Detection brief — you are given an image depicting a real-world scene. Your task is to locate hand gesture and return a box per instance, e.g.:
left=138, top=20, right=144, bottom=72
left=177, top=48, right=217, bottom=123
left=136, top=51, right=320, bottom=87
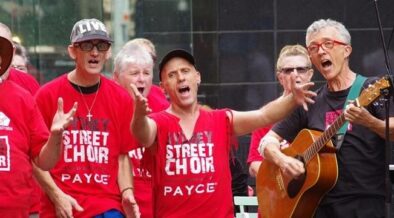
left=129, top=83, right=152, bottom=116
left=51, top=98, right=77, bottom=134
left=290, top=72, right=316, bottom=111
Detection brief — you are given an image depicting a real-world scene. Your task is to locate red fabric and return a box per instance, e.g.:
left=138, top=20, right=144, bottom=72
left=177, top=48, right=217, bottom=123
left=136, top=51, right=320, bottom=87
left=8, top=67, right=40, bottom=95
left=147, top=109, right=234, bottom=218
left=0, top=80, right=48, bottom=214
left=35, top=74, right=134, bottom=217
left=246, top=126, right=272, bottom=164
left=128, top=85, right=168, bottom=218
left=8, top=67, right=42, bottom=214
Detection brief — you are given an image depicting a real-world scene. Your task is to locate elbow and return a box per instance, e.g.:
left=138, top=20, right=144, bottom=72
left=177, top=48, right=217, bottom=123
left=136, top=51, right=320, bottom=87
left=34, top=159, right=53, bottom=171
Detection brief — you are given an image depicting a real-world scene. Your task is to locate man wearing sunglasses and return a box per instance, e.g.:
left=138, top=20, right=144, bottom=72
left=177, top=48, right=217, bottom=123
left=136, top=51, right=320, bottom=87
left=260, top=19, right=394, bottom=217
left=34, top=18, right=140, bottom=218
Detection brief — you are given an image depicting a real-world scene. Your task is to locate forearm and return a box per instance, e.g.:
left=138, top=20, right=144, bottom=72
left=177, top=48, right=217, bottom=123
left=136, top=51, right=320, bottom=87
left=131, top=115, right=156, bottom=147
left=35, top=131, right=63, bottom=170
left=367, top=117, right=394, bottom=140
left=249, top=161, right=261, bottom=177
left=33, top=164, right=63, bottom=202
left=232, top=95, right=298, bottom=136
left=260, top=94, right=298, bottom=124
left=117, top=154, right=134, bottom=196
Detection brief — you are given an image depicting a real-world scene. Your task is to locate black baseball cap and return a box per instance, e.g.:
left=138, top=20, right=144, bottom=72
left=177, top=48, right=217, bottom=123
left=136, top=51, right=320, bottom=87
left=159, top=49, right=195, bottom=81
left=0, top=36, right=13, bottom=76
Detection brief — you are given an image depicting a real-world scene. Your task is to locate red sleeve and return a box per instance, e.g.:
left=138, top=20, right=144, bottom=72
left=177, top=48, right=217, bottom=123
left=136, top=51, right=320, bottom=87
left=28, top=96, right=49, bottom=158
left=247, top=125, right=272, bottom=164
left=120, top=93, right=135, bottom=154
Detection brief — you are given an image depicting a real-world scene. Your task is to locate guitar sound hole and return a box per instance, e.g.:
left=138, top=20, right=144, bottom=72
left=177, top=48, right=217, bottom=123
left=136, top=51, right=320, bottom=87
left=287, top=172, right=306, bottom=198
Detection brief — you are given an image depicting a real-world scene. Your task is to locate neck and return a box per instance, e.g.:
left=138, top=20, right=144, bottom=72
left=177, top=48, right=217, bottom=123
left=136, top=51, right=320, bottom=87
left=327, top=67, right=356, bottom=92
left=167, top=102, right=200, bottom=119
left=68, top=69, right=101, bottom=87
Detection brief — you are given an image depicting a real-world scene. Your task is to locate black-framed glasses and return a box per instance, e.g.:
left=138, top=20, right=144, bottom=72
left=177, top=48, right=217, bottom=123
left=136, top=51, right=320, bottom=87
left=280, top=67, right=311, bottom=74
left=307, top=40, right=347, bottom=54
left=74, top=41, right=111, bottom=52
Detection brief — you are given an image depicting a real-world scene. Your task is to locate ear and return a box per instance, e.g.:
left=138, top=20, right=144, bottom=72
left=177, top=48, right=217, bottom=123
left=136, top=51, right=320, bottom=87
left=307, top=69, right=314, bottom=81
left=159, top=81, right=167, bottom=94
left=105, top=49, right=112, bottom=60
left=277, top=72, right=285, bottom=86
left=344, top=45, right=352, bottom=59
left=68, top=45, right=77, bottom=60
left=113, top=71, right=119, bottom=82
left=196, top=70, right=201, bottom=85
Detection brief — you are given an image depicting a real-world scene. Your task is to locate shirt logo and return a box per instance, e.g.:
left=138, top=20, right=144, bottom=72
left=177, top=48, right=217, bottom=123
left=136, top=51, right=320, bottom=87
left=0, top=136, right=11, bottom=171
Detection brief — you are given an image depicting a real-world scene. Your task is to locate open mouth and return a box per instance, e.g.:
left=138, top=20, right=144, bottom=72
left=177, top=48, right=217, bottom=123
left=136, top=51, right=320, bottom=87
left=321, top=60, right=332, bottom=68
left=178, top=86, right=190, bottom=94
left=88, top=60, right=99, bottom=64
left=137, top=87, right=145, bottom=94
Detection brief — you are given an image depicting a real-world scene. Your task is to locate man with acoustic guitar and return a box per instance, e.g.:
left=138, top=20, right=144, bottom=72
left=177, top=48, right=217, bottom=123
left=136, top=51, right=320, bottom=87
left=258, top=18, right=394, bottom=218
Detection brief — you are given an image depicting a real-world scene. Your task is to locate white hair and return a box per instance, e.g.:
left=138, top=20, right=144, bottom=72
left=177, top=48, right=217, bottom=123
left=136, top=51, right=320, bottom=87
left=306, top=18, right=351, bottom=46
left=113, top=43, right=153, bottom=74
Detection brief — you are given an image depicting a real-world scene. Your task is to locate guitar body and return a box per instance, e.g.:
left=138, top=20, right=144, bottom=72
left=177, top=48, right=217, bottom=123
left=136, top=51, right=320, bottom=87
left=256, top=129, right=338, bottom=218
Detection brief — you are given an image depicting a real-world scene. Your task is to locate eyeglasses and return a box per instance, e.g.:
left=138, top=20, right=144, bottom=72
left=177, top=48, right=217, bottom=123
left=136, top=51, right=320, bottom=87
left=12, top=64, right=28, bottom=72
left=280, top=67, right=311, bottom=74
left=307, top=40, right=347, bottom=54
left=74, top=41, right=111, bottom=52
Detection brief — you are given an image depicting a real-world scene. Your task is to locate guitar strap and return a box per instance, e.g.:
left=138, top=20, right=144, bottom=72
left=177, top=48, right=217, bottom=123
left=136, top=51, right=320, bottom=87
left=335, top=74, right=367, bottom=150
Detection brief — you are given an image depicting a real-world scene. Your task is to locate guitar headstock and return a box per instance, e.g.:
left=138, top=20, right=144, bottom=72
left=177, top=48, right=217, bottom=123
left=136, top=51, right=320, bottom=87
left=358, top=77, right=390, bottom=107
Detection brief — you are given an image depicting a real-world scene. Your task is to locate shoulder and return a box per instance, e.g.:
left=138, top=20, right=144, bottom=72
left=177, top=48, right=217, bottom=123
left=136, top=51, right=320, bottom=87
left=100, top=76, right=130, bottom=98
left=2, top=80, right=35, bottom=106
left=36, top=74, right=67, bottom=97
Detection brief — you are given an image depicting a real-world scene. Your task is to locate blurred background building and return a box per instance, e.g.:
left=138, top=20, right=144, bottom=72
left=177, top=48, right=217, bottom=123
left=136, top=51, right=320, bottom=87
left=1, top=0, right=394, bottom=196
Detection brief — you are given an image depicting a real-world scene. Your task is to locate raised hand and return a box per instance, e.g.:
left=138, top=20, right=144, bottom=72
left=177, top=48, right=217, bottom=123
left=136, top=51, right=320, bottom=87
left=51, top=98, right=77, bottom=134
left=290, top=72, right=316, bottom=111
left=129, top=83, right=152, bottom=116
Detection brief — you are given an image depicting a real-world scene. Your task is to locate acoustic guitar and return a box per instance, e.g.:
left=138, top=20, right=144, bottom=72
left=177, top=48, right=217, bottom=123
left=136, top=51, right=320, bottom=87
left=256, top=77, right=390, bottom=218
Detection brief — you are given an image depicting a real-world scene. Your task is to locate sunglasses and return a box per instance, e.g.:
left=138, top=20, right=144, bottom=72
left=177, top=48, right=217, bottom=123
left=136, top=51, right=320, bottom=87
left=280, top=67, right=311, bottom=74
left=74, top=41, right=111, bottom=52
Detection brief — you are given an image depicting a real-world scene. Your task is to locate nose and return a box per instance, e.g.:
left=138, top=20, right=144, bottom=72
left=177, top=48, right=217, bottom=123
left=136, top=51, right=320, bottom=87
left=90, top=46, right=99, bottom=56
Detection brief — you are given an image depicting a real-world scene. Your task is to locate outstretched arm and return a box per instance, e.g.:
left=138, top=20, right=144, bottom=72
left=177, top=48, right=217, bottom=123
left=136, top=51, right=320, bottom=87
left=231, top=74, right=315, bottom=136
left=34, top=98, right=77, bottom=170
left=128, top=84, right=158, bottom=147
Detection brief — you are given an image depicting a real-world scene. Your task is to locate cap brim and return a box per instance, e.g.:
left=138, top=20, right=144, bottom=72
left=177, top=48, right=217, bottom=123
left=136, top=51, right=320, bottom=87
left=0, top=36, right=13, bottom=76
left=73, top=34, right=113, bottom=43
left=159, top=49, right=195, bottom=80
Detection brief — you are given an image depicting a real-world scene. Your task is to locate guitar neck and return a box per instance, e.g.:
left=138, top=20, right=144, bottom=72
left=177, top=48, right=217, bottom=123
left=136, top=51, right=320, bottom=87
left=303, top=113, right=346, bottom=163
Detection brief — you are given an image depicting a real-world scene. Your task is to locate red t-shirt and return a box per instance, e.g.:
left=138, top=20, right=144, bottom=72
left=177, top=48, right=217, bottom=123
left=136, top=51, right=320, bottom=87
left=146, top=109, right=234, bottom=218
left=35, top=74, right=134, bottom=217
left=246, top=126, right=271, bottom=164
left=8, top=67, right=42, bottom=214
left=0, top=80, right=48, bottom=216
left=128, top=84, right=169, bottom=218
left=8, top=67, right=40, bottom=95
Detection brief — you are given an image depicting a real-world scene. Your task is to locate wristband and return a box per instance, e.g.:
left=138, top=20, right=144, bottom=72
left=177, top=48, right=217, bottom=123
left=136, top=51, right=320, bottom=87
left=258, top=135, right=280, bottom=158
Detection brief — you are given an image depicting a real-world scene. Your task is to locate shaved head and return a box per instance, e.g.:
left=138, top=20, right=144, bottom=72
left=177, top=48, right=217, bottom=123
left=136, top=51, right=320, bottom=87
left=0, top=23, right=12, bottom=41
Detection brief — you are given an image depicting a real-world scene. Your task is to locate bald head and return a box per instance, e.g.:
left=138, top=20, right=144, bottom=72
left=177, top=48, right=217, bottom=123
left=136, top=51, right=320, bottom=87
left=0, top=23, right=12, bottom=41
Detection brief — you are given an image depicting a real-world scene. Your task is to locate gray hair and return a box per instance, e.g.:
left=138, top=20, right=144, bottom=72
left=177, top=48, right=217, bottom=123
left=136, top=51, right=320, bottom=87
left=306, top=19, right=351, bottom=46
left=113, top=43, right=153, bottom=74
